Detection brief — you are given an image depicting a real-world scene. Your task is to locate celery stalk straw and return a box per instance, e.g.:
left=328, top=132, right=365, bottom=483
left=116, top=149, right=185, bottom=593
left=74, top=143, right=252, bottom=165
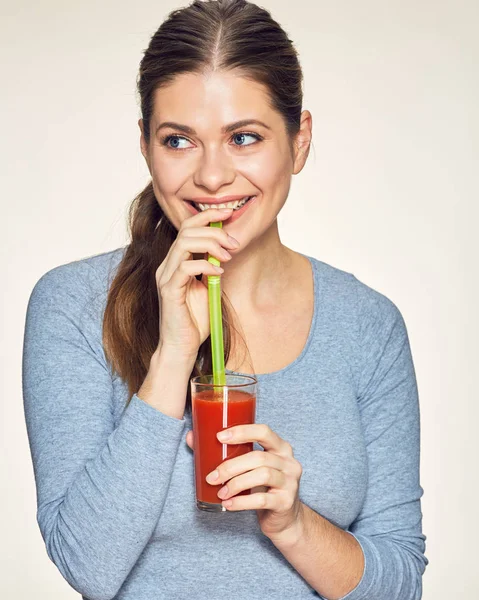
left=208, top=221, right=226, bottom=387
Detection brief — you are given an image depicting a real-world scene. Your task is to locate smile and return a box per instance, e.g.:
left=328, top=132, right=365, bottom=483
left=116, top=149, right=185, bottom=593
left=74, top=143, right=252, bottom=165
left=185, top=196, right=257, bottom=222
left=190, top=196, right=254, bottom=211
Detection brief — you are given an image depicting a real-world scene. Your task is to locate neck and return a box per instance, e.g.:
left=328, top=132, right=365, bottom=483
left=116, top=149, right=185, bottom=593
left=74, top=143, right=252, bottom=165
left=220, top=220, right=294, bottom=310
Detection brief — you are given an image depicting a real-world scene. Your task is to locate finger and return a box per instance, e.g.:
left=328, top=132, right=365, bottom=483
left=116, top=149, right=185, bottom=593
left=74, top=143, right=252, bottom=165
left=180, top=206, right=233, bottom=231
left=185, top=430, right=194, bottom=450
left=217, top=466, right=286, bottom=501
left=217, top=424, right=293, bottom=457
left=160, top=237, right=233, bottom=284
left=156, top=208, right=237, bottom=285
left=181, top=226, right=240, bottom=251
left=221, top=490, right=279, bottom=512
left=206, top=450, right=283, bottom=485
left=161, top=260, right=224, bottom=300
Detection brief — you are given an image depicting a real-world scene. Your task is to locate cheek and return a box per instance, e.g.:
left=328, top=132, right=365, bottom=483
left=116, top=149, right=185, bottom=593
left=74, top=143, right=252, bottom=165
left=241, top=146, right=292, bottom=190
left=148, top=164, right=185, bottom=229
left=151, top=160, right=187, bottom=195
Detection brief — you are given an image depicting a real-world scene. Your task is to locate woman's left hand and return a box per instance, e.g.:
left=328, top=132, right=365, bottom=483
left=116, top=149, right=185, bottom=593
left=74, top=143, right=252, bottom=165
left=186, top=424, right=304, bottom=542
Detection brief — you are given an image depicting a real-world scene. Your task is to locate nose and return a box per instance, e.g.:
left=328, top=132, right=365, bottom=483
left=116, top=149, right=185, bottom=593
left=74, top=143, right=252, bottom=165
left=193, top=144, right=235, bottom=192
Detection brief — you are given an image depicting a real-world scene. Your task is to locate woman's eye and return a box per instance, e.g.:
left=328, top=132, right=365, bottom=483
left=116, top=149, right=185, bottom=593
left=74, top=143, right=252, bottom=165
left=163, top=135, right=192, bottom=150
left=161, top=132, right=262, bottom=151
left=232, top=132, right=260, bottom=147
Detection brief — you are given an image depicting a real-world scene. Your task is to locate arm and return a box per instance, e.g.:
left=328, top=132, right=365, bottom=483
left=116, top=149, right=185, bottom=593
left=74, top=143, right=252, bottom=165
left=269, top=502, right=364, bottom=599
left=272, top=284, right=428, bottom=600
left=22, top=266, right=191, bottom=600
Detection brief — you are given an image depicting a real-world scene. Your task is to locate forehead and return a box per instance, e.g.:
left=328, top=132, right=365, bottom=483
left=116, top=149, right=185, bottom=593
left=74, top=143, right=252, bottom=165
left=152, top=70, right=280, bottom=130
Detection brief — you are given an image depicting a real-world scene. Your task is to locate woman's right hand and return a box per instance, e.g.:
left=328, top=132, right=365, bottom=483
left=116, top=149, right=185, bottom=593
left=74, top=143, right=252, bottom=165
left=155, top=206, right=240, bottom=364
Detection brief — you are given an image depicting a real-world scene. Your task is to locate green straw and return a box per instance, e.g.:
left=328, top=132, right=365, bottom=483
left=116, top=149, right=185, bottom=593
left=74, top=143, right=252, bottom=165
left=208, top=222, right=226, bottom=387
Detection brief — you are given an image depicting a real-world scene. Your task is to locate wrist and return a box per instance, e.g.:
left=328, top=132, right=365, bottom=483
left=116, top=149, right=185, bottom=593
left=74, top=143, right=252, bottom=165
left=268, top=502, right=307, bottom=549
left=154, top=343, right=198, bottom=371
left=137, top=347, right=196, bottom=420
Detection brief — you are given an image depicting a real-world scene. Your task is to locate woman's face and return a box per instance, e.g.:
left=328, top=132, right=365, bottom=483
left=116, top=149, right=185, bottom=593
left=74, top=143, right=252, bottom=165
left=139, top=70, right=311, bottom=244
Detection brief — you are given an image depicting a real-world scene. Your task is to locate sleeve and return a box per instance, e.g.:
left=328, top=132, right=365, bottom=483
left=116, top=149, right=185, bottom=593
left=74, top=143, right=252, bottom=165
left=22, top=265, right=187, bottom=600
left=337, top=281, right=428, bottom=600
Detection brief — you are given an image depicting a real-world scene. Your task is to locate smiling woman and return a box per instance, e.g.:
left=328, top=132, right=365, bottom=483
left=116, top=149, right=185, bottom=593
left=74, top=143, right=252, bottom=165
left=137, top=67, right=306, bottom=246
left=22, top=1, right=427, bottom=599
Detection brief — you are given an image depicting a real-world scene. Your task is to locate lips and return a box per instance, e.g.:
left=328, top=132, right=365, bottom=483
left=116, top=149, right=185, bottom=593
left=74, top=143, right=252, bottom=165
left=187, top=196, right=252, bottom=211
left=188, top=194, right=250, bottom=204
left=184, top=195, right=257, bottom=220
left=224, top=194, right=257, bottom=223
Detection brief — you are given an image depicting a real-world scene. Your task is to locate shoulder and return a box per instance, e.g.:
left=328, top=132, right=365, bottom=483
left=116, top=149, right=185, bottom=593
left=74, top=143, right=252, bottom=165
left=27, top=247, right=127, bottom=315
left=30, top=247, right=126, bottom=297
left=307, top=255, right=405, bottom=331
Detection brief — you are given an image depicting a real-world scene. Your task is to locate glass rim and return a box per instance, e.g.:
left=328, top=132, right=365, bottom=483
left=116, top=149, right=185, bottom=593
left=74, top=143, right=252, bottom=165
left=190, top=373, right=257, bottom=388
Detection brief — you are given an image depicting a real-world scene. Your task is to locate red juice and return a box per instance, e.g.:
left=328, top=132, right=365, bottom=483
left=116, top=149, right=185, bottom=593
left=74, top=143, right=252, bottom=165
left=192, top=388, right=256, bottom=505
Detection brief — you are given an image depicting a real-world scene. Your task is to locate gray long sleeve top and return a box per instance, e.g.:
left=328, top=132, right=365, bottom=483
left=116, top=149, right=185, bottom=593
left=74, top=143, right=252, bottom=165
left=22, top=247, right=428, bottom=600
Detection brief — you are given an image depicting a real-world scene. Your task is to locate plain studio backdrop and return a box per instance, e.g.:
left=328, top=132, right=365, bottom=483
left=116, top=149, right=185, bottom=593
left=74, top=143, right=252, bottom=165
left=1, top=0, right=477, bottom=597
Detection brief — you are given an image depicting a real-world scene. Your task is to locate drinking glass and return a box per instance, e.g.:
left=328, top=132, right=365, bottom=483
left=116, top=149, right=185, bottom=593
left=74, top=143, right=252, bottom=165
left=191, top=374, right=257, bottom=512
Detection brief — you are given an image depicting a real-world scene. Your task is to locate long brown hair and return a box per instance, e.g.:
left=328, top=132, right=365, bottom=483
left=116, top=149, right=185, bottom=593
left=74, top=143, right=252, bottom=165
left=102, top=0, right=304, bottom=411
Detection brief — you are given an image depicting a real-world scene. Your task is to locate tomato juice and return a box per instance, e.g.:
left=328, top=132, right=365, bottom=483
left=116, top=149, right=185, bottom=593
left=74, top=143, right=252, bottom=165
left=192, top=388, right=256, bottom=507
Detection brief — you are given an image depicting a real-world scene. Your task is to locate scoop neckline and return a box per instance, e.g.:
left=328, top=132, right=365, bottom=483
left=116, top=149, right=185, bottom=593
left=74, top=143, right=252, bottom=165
left=225, top=253, right=320, bottom=379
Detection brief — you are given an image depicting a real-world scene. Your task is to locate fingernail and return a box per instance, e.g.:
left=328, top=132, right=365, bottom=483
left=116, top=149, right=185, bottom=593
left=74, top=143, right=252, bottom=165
left=217, top=430, right=232, bottom=441
left=220, top=207, right=233, bottom=212
left=222, top=249, right=232, bottom=259
left=213, top=265, right=224, bottom=273
left=227, top=235, right=240, bottom=247
left=206, top=470, right=219, bottom=483
left=217, top=485, right=228, bottom=498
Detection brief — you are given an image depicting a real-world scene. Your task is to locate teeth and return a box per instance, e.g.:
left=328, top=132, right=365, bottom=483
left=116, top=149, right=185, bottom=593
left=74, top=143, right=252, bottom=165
left=194, top=196, right=252, bottom=211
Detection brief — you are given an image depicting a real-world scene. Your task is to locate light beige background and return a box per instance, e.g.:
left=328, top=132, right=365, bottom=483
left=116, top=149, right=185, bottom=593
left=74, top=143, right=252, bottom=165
left=2, top=0, right=477, bottom=597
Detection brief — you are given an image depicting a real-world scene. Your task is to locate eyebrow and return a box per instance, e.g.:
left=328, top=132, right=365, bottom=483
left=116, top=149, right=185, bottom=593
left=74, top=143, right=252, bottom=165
left=155, top=119, right=272, bottom=135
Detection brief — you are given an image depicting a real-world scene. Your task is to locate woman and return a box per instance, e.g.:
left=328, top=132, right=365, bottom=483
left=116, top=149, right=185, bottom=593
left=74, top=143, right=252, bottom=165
left=22, top=1, right=428, bottom=599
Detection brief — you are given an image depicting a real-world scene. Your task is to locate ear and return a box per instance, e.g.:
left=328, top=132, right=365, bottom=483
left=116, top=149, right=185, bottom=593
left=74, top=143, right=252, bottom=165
left=292, top=110, right=312, bottom=175
left=138, top=118, right=151, bottom=173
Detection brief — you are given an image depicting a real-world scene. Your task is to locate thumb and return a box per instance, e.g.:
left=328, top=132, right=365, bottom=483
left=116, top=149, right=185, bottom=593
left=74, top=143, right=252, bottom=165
left=185, top=429, right=194, bottom=450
